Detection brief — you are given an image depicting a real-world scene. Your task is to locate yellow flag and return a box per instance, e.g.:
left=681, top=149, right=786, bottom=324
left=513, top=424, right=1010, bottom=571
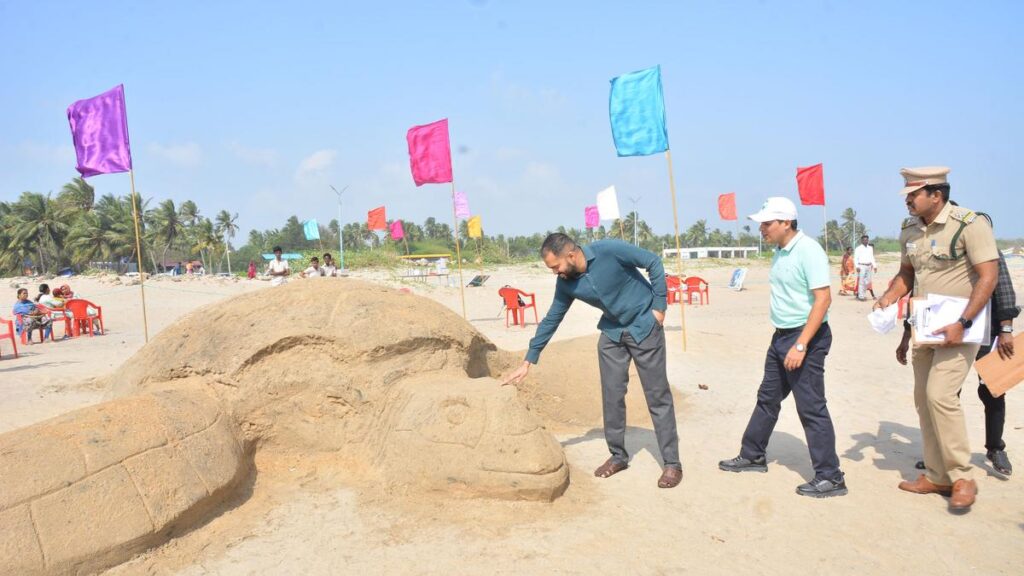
left=467, top=215, right=482, bottom=239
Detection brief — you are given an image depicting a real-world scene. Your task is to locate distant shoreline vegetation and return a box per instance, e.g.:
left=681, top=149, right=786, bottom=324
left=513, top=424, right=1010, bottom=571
left=3, top=178, right=1020, bottom=275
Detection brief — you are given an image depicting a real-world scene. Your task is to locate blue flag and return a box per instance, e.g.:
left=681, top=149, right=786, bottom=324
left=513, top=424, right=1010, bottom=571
left=303, top=219, right=320, bottom=241
left=609, top=65, right=669, bottom=157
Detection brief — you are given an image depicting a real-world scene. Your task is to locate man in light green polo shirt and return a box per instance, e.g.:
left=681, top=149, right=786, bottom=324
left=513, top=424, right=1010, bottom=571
left=719, top=197, right=846, bottom=498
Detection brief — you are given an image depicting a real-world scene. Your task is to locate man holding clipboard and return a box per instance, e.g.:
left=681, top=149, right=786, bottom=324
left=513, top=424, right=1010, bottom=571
left=874, top=167, right=999, bottom=511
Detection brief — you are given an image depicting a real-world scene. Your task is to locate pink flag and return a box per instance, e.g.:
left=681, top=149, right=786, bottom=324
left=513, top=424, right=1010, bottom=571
left=390, top=220, right=405, bottom=240
left=406, top=118, right=453, bottom=186
left=67, top=84, right=133, bottom=178
left=453, top=191, right=471, bottom=218
left=585, top=205, right=600, bottom=228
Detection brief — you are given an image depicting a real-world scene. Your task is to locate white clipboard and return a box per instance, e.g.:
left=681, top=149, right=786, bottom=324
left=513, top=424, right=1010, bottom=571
left=909, top=295, right=990, bottom=346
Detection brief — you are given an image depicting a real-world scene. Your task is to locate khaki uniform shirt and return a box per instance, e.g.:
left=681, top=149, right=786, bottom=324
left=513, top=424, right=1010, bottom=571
left=899, top=202, right=999, bottom=299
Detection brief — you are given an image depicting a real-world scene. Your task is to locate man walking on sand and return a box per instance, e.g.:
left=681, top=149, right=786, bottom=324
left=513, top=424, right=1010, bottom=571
left=502, top=233, right=682, bottom=488
left=718, top=197, right=847, bottom=498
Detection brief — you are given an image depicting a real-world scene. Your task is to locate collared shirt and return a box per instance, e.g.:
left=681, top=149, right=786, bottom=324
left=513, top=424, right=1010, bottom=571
left=303, top=266, right=322, bottom=277
left=768, top=231, right=831, bottom=329
left=854, top=244, right=875, bottom=267
left=899, top=202, right=999, bottom=299
left=525, top=240, right=667, bottom=364
left=991, top=252, right=1019, bottom=328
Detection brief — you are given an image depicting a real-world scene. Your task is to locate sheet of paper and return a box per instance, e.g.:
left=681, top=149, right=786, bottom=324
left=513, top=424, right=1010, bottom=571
left=912, top=294, right=990, bottom=345
left=867, top=303, right=899, bottom=334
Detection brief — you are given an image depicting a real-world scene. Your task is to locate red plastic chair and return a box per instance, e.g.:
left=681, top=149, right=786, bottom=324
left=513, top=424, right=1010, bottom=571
left=0, top=315, right=17, bottom=359
left=666, top=275, right=683, bottom=305
left=498, top=287, right=538, bottom=328
left=64, top=298, right=105, bottom=337
left=37, top=303, right=73, bottom=339
left=684, top=276, right=710, bottom=305
left=15, top=313, right=55, bottom=344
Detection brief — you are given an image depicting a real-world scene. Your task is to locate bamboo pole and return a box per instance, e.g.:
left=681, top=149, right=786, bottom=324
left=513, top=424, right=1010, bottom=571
left=127, top=169, right=150, bottom=342
left=450, top=182, right=467, bottom=318
left=665, top=150, right=686, bottom=351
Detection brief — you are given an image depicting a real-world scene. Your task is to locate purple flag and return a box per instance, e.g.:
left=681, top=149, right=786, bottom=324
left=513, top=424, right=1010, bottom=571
left=584, top=205, right=599, bottom=229
left=453, top=191, right=471, bottom=219
left=67, top=85, right=133, bottom=178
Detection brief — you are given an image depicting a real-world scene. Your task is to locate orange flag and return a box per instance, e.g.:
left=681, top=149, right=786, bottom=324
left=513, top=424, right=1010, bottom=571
left=367, top=206, right=386, bottom=231
left=718, top=193, right=737, bottom=220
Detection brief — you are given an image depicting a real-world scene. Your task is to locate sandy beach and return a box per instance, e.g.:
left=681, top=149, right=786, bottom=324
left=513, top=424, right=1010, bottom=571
left=2, top=257, right=1022, bottom=576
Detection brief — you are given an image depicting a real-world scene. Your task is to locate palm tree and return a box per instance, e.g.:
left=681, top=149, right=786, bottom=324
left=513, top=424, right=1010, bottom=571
left=214, top=210, right=239, bottom=274
left=684, top=219, right=709, bottom=247
left=59, top=177, right=95, bottom=213
left=66, top=211, right=113, bottom=265
left=8, top=192, right=68, bottom=273
left=148, top=199, right=182, bottom=271
left=192, top=218, right=218, bottom=272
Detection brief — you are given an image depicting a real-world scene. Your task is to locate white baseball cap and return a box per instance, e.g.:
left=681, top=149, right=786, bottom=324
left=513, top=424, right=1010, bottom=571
left=748, top=197, right=798, bottom=222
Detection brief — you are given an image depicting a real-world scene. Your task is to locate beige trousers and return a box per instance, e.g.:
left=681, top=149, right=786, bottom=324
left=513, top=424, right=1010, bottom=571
left=912, top=343, right=980, bottom=485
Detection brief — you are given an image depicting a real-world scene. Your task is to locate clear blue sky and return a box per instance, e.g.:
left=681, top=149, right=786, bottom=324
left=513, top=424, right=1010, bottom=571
left=2, top=0, right=1022, bottom=243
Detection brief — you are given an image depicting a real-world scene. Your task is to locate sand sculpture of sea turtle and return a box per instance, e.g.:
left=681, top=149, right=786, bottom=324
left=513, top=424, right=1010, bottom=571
left=0, top=280, right=569, bottom=576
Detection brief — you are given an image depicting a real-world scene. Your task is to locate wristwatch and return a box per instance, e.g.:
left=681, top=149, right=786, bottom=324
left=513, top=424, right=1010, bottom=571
left=795, top=343, right=806, bottom=353
left=1001, top=325, right=1014, bottom=334
left=957, top=317, right=973, bottom=329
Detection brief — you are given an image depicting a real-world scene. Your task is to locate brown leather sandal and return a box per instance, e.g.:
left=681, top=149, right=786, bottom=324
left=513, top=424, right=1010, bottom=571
left=594, top=457, right=629, bottom=478
left=658, top=467, right=682, bottom=488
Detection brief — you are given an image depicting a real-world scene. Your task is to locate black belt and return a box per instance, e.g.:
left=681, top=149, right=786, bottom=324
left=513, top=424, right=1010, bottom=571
left=775, top=322, right=827, bottom=336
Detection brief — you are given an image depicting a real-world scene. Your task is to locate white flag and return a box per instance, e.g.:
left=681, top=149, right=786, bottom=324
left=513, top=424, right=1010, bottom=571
left=596, top=185, right=620, bottom=220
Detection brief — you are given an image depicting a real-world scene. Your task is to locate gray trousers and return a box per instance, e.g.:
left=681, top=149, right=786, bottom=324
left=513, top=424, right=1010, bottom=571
left=597, top=323, right=681, bottom=468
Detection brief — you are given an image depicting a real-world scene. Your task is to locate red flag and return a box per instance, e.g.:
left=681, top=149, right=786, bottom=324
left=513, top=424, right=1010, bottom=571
left=368, top=206, right=386, bottom=231
left=796, top=164, right=825, bottom=206
left=717, top=193, right=737, bottom=221
left=406, top=118, right=453, bottom=186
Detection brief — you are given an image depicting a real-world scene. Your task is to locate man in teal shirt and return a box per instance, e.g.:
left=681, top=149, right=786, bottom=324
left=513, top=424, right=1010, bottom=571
left=718, top=197, right=847, bottom=498
left=503, top=233, right=682, bottom=489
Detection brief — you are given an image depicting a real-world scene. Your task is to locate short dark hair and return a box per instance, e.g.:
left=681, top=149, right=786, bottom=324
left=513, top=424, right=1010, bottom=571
left=540, top=233, right=577, bottom=257
left=860, top=234, right=869, bottom=240
left=924, top=183, right=950, bottom=203
left=17, top=288, right=28, bottom=297
left=39, top=283, right=49, bottom=293
left=311, top=256, right=319, bottom=262
left=323, top=253, right=332, bottom=259
left=272, top=246, right=283, bottom=253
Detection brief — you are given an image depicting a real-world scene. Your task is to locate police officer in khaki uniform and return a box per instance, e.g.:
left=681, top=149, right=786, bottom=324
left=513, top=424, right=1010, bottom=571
left=874, top=166, right=999, bottom=511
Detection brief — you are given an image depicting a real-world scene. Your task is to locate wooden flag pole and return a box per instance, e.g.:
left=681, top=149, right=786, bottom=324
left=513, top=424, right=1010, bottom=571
left=127, top=169, right=150, bottom=343
left=618, top=220, right=626, bottom=241
left=665, top=150, right=687, bottom=351
left=477, top=238, right=484, bottom=277
left=402, top=236, right=410, bottom=255
left=450, top=182, right=467, bottom=318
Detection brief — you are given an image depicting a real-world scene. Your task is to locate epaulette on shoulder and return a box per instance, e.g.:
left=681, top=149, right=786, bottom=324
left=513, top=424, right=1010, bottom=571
left=949, top=207, right=977, bottom=224
left=901, top=217, right=918, bottom=229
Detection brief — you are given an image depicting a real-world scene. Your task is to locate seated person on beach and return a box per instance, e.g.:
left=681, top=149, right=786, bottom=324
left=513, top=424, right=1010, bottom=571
left=35, top=283, right=50, bottom=303
left=38, top=284, right=65, bottom=309
left=321, top=253, right=338, bottom=277
left=299, top=256, right=323, bottom=278
left=13, top=288, right=52, bottom=343
left=266, top=246, right=291, bottom=286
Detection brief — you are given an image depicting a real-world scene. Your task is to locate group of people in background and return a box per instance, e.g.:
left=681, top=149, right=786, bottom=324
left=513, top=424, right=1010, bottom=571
left=257, top=246, right=343, bottom=286
left=839, top=235, right=878, bottom=300
left=11, top=283, right=83, bottom=344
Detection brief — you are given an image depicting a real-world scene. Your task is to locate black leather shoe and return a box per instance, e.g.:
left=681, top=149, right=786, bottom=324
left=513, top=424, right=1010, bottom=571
left=796, top=477, right=848, bottom=498
left=718, top=455, right=767, bottom=473
left=988, top=450, right=1013, bottom=475
left=915, top=460, right=926, bottom=470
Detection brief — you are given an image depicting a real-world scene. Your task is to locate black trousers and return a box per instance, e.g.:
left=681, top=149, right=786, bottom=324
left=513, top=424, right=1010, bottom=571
left=740, top=324, right=842, bottom=481
left=974, top=341, right=1007, bottom=452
